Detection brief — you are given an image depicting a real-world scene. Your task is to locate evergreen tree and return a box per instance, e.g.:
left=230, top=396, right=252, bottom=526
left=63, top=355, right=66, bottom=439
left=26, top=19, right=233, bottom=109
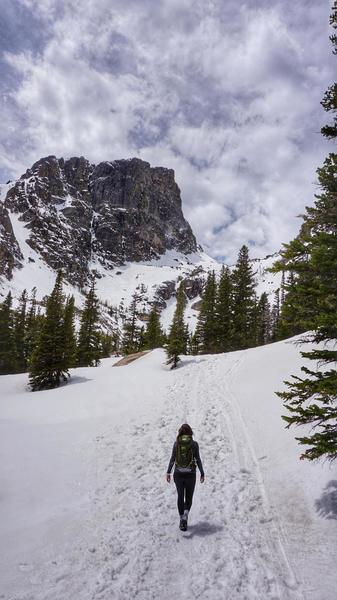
left=276, top=272, right=305, bottom=340
left=0, top=292, right=17, bottom=374
left=270, top=288, right=280, bottom=342
left=231, top=245, right=257, bottom=350
left=276, top=6, right=337, bottom=461
left=14, top=289, right=28, bottom=372
left=77, top=281, right=101, bottom=367
left=195, top=271, right=217, bottom=354
left=166, top=282, right=187, bottom=369
left=25, top=287, right=39, bottom=361
left=256, top=292, right=271, bottom=346
left=29, top=272, right=68, bottom=390
left=215, top=266, right=233, bottom=352
left=62, top=295, right=77, bottom=369
left=99, top=332, right=114, bottom=358
left=121, top=292, right=141, bottom=355
left=143, top=305, right=164, bottom=349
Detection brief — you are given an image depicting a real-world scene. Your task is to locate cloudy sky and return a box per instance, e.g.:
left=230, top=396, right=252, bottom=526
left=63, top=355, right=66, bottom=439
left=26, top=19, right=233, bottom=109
left=0, top=0, right=335, bottom=262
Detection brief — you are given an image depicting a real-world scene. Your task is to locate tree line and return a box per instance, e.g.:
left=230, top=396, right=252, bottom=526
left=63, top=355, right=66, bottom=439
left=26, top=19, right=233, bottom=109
left=0, top=272, right=113, bottom=390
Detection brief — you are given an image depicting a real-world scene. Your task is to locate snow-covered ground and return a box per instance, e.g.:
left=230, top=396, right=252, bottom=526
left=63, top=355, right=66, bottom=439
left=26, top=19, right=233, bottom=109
left=1, top=338, right=336, bottom=600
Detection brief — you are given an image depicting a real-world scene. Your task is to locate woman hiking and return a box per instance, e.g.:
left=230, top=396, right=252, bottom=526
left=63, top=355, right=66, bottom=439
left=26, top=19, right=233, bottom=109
left=166, top=424, right=205, bottom=531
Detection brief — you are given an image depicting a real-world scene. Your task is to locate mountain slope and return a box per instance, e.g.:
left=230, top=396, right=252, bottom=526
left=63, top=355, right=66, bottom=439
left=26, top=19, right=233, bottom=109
left=1, top=339, right=336, bottom=600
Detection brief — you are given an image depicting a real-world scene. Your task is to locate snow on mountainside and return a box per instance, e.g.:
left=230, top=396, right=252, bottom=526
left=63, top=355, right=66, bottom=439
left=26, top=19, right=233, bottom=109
left=1, top=339, right=336, bottom=600
left=0, top=165, right=282, bottom=334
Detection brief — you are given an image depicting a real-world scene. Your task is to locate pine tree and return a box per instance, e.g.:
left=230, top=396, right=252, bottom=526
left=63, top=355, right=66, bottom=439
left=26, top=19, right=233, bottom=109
left=121, top=292, right=141, bottom=355
left=195, top=271, right=217, bottom=354
left=276, top=272, right=305, bottom=340
left=276, top=6, right=337, bottom=461
left=215, top=266, right=233, bottom=352
left=99, top=332, right=114, bottom=358
left=270, top=288, right=280, bottom=342
left=14, top=289, right=28, bottom=372
left=29, top=272, right=68, bottom=390
left=143, top=305, right=164, bottom=349
left=231, top=245, right=257, bottom=350
left=62, top=295, right=77, bottom=369
left=166, top=282, right=187, bottom=369
left=25, top=287, right=39, bottom=361
left=77, top=281, right=101, bottom=367
left=0, top=292, right=18, bottom=374
left=256, top=292, right=271, bottom=346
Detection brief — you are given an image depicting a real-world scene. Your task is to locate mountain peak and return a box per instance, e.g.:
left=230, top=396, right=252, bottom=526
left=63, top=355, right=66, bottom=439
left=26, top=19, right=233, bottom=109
left=2, top=155, right=197, bottom=286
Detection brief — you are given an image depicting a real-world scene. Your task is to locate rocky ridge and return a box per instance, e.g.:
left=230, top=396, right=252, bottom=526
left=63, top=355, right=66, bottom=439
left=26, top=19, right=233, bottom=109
left=1, top=155, right=197, bottom=286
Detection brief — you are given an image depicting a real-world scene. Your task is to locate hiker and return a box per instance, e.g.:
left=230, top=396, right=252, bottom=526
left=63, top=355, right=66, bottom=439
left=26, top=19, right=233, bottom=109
left=166, top=423, right=205, bottom=530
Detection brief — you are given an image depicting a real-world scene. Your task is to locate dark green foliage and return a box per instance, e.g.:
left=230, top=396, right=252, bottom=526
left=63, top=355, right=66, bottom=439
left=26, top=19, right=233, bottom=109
left=275, top=8, right=337, bottom=461
left=14, top=289, right=28, bottom=372
left=99, top=332, right=115, bottom=358
left=24, top=287, right=41, bottom=361
left=276, top=273, right=305, bottom=340
left=195, top=271, right=217, bottom=353
left=231, top=245, right=257, bottom=350
left=0, top=292, right=17, bottom=374
left=166, top=282, right=187, bottom=369
left=121, top=292, right=141, bottom=355
left=29, top=272, right=69, bottom=390
left=143, top=305, right=164, bottom=349
left=63, top=295, right=77, bottom=369
left=275, top=156, right=337, bottom=460
left=256, top=292, right=271, bottom=346
left=214, top=266, right=233, bottom=352
left=77, top=281, right=101, bottom=366
left=278, top=359, right=337, bottom=461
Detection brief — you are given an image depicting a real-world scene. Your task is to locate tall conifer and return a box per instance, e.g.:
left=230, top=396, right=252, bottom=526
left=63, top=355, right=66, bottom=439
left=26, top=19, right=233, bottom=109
left=195, top=271, right=217, bottom=354
left=0, top=292, right=17, bottom=374
left=63, top=295, right=77, bottom=369
left=29, top=272, right=67, bottom=390
left=231, top=245, right=257, bottom=350
left=14, top=289, right=28, bottom=372
left=276, top=6, right=337, bottom=461
left=166, top=282, right=187, bottom=368
left=215, top=266, right=233, bottom=352
left=143, top=305, right=164, bottom=349
left=77, top=281, right=101, bottom=366
left=121, top=292, right=141, bottom=355
left=256, top=292, right=271, bottom=346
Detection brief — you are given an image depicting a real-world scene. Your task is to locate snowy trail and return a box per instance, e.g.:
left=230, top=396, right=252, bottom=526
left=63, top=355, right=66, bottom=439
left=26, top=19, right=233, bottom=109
left=21, top=354, right=303, bottom=600
left=3, top=348, right=335, bottom=600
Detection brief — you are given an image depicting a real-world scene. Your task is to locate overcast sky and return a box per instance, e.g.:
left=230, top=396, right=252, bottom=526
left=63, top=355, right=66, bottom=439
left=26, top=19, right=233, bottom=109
left=0, top=0, right=335, bottom=261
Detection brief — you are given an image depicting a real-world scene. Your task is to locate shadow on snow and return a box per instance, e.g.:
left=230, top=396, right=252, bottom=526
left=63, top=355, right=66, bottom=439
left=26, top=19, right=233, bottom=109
left=183, top=521, right=224, bottom=538
left=315, top=480, right=337, bottom=520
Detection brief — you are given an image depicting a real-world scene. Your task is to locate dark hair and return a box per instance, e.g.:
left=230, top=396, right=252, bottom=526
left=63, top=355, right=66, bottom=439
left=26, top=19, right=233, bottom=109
left=178, top=423, right=193, bottom=437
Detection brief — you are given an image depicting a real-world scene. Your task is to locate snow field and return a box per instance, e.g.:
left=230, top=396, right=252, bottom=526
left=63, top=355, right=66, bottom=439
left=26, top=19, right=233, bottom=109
left=1, top=342, right=336, bottom=600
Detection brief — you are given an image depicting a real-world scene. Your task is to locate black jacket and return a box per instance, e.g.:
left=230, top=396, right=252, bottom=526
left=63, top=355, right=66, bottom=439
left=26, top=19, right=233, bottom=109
left=167, top=439, right=204, bottom=476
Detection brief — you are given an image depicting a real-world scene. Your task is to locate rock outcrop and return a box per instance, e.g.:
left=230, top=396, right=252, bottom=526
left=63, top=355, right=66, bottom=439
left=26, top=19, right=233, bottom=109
left=2, top=155, right=197, bottom=286
left=0, top=202, right=23, bottom=279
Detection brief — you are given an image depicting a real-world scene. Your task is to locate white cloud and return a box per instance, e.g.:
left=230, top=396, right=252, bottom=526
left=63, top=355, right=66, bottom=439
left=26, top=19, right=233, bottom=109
left=0, top=0, right=334, bottom=262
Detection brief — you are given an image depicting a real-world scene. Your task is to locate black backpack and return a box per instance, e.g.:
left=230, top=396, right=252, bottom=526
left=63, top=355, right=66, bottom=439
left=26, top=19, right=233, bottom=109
left=175, top=435, right=194, bottom=468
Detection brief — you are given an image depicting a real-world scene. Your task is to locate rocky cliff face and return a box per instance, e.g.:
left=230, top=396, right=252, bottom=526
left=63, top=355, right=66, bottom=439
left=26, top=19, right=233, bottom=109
left=1, top=155, right=197, bottom=285
left=0, top=202, right=23, bottom=279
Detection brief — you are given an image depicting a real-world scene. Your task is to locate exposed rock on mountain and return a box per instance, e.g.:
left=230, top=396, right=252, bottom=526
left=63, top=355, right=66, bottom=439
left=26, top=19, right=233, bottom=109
left=0, top=202, right=23, bottom=279
left=2, top=155, right=197, bottom=286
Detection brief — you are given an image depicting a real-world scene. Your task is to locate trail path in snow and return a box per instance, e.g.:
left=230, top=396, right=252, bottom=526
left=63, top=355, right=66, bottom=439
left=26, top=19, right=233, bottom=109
left=5, top=354, right=306, bottom=600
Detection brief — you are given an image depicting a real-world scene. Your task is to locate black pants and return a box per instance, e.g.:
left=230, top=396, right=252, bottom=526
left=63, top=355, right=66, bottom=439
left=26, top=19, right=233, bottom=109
left=173, top=471, right=196, bottom=516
